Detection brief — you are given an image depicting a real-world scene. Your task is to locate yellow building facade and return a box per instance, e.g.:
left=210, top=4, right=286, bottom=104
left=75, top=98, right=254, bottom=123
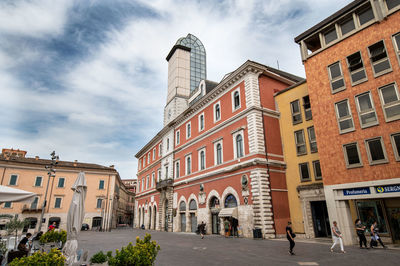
left=275, top=81, right=331, bottom=238
left=0, top=148, right=134, bottom=236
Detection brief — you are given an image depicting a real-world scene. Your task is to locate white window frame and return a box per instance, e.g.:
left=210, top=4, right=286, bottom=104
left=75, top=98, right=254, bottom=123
left=146, top=175, right=149, bottom=189
left=54, top=197, right=63, bottom=209
left=294, top=130, right=307, bottom=156
left=356, top=4, right=375, bottom=27
left=367, top=40, right=392, bottom=77
left=307, top=126, right=318, bottom=153
left=214, top=139, right=223, bottom=165
left=3, top=201, right=12, bottom=208
left=198, top=148, right=206, bottom=171
left=99, top=180, right=105, bottom=190
left=153, top=148, right=156, bottom=160
left=335, top=99, right=355, bottom=134
left=365, top=137, right=389, bottom=165
left=214, top=101, right=221, bottom=122
left=384, top=0, right=400, bottom=14
left=186, top=122, right=191, bottom=139
left=34, top=176, right=43, bottom=187
left=166, top=138, right=170, bottom=151
left=328, top=61, right=346, bottom=94
left=175, top=160, right=180, bottom=178
left=392, top=32, right=400, bottom=66
left=176, top=130, right=180, bottom=145
left=290, top=100, right=302, bottom=124
left=157, top=169, right=161, bottom=182
left=185, top=154, right=192, bottom=175
left=346, top=51, right=368, bottom=86
left=378, top=83, right=400, bottom=122
left=355, top=91, right=379, bottom=128
left=138, top=159, right=141, bottom=170
left=57, top=177, right=65, bottom=188
left=31, top=196, right=40, bottom=209
left=198, top=113, right=205, bottom=132
left=343, top=142, right=363, bottom=169
left=143, top=156, right=146, bottom=167
left=147, top=152, right=151, bottom=164
left=299, top=162, right=311, bottom=181
left=96, top=198, right=103, bottom=209
left=9, top=174, right=18, bottom=186
left=232, top=130, right=245, bottom=159
left=312, top=160, right=322, bottom=180
left=141, top=178, right=144, bottom=191
left=390, top=132, right=400, bottom=161
left=159, top=144, right=162, bottom=156
left=339, top=15, right=356, bottom=37
left=231, top=87, right=241, bottom=111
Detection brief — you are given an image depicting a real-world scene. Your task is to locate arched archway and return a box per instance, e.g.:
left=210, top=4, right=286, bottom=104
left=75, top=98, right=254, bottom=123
left=148, top=206, right=152, bottom=230
left=138, top=208, right=141, bottom=228
left=189, top=199, right=197, bottom=232
left=153, top=205, right=157, bottom=230
left=142, top=207, right=145, bottom=228
left=179, top=201, right=186, bottom=232
left=224, top=194, right=238, bottom=208
left=209, top=196, right=220, bottom=234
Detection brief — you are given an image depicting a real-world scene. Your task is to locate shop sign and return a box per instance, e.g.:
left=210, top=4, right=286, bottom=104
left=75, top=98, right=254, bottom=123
left=343, top=187, right=370, bottom=196
left=375, top=184, right=400, bottom=194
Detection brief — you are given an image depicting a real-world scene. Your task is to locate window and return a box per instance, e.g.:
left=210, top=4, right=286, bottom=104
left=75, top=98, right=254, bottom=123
left=141, top=178, right=144, bottom=190
left=328, top=62, right=346, bottom=93
left=199, top=149, right=206, bottom=170
left=175, top=161, right=180, bottom=178
left=390, top=132, right=400, bottom=161
left=368, top=41, right=391, bottom=76
left=34, top=176, right=42, bottom=187
left=214, top=102, right=221, bottom=122
left=340, top=17, right=355, bottom=36
left=335, top=99, right=355, bottom=133
left=146, top=175, right=149, bottom=189
left=153, top=148, right=156, bottom=160
left=307, top=126, right=318, bottom=153
left=303, top=95, right=312, bottom=120
left=137, top=180, right=140, bottom=192
left=9, top=174, right=17, bottom=186
left=393, top=33, right=400, bottom=64
left=355, top=92, right=378, bottom=128
left=198, top=113, right=204, bottom=131
left=186, top=122, right=191, bottom=139
left=357, top=201, right=388, bottom=234
left=290, top=100, right=302, bottom=124
left=4, top=202, right=12, bottom=208
left=235, top=134, right=244, bottom=158
left=343, top=142, right=363, bottom=168
left=379, top=83, right=400, bottom=121
left=176, top=131, right=180, bottom=145
left=167, top=139, right=170, bottom=151
left=313, top=160, right=322, bottom=180
left=224, top=194, right=238, bottom=208
left=365, top=137, right=388, bottom=165
left=347, top=51, right=367, bottom=85
left=96, top=198, right=103, bottom=209
left=159, top=144, right=162, bottom=156
left=386, top=0, right=400, bottom=11
left=357, top=5, right=375, bottom=25
left=324, top=27, right=337, bottom=45
left=54, top=197, right=62, bottom=208
left=232, top=89, right=240, bottom=110
left=299, top=163, right=310, bottom=181
left=186, top=155, right=192, bottom=175
left=148, top=153, right=151, bottom=163
left=158, top=169, right=161, bottom=182
left=99, top=180, right=105, bottom=190
left=138, top=159, right=141, bottom=170
left=215, top=142, right=223, bottom=165
left=31, top=197, right=39, bottom=209
left=57, top=177, right=65, bottom=188
left=143, top=156, right=146, bottom=167
left=152, top=172, right=155, bottom=187
left=294, top=130, right=307, bottom=155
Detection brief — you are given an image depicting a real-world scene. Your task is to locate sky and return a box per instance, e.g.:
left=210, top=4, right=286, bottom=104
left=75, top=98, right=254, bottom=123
left=0, top=0, right=353, bottom=179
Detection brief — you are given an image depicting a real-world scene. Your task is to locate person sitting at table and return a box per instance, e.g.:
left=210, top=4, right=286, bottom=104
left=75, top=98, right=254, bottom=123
left=17, top=233, right=32, bottom=256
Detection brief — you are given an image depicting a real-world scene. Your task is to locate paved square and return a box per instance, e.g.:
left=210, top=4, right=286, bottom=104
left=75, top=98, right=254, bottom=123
left=78, top=229, right=400, bottom=265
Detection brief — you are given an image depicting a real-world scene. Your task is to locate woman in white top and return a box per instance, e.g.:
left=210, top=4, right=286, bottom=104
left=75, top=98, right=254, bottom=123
left=330, top=221, right=346, bottom=253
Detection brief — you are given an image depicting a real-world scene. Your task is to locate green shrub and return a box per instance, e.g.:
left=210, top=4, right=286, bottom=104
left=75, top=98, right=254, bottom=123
left=90, top=251, right=108, bottom=264
left=9, top=248, right=65, bottom=266
left=107, top=234, right=160, bottom=266
left=39, top=230, right=67, bottom=244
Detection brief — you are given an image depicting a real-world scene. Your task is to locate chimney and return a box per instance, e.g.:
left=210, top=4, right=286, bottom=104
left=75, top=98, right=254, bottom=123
left=35, top=156, right=39, bottom=160
left=109, top=165, right=115, bottom=169
left=73, top=160, right=78, bottom=167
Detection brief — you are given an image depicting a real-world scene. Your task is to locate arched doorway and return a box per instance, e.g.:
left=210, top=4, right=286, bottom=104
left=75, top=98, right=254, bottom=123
left=209, top=197, right=220, bottom=234
left=179, top=201, right=186, bottom=232
left=92, top=216, right=102, bottom=229
left=164, top=200, right=169, bottom=231
left=189, top=199, right=197, bottom=233
left=142, top=207, right=145, bottom=228
left=153, top=206, right=157, bottom=230
left=148, top=207, right=152, bottom=230
left=224, top=194, right=239, bottom=237
left=138, top=208, right=141, bottom=228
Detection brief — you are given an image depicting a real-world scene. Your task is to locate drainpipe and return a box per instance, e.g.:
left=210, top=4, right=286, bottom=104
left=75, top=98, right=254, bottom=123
left=1, top=167, right=6, bottom=185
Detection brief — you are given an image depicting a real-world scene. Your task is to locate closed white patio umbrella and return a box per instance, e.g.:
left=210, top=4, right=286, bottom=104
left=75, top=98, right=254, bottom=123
left=62, top=172, right=87, bottom=265
left=0, top=185, right=36, bottom=203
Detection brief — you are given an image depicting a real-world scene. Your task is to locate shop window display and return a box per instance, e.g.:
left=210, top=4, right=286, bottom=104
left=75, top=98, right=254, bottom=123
left=357, top=200, right=388, bottom=234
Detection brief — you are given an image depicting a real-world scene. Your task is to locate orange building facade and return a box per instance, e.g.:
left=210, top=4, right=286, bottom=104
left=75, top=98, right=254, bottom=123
left=295, top=0, right=400, bottom=244
left=134, top=34, right=302, bottom=238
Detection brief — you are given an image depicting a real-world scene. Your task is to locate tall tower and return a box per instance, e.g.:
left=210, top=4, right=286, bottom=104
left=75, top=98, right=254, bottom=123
left=164, top=34, right=206, bottom=126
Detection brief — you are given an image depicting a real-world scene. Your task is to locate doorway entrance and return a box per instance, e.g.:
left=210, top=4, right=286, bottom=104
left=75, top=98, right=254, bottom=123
left=164, top=200, right=168, bottom=232
left=310, top=201, right=331, bottom=237
left=211, top=213, right=220, bottom=234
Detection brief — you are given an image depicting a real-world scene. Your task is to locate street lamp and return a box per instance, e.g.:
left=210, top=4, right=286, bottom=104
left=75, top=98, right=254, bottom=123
left=37, top=151, right=59, bottom=232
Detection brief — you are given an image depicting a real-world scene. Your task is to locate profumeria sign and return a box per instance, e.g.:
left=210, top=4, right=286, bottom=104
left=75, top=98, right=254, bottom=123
left=343, top=187, right=371, bottom=196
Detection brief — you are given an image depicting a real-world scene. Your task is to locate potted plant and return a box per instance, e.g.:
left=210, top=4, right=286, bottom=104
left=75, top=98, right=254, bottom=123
left=90, top=251, right=108, bottom=265
left=39, top=230, right=67, bottom=249
left=9, top=248, right=65, bottom=265
left=5, top=217, right=29, bottom=250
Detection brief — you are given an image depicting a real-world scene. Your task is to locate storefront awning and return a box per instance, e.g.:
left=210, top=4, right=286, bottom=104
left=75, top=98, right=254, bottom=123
left=218, top=207, right=238, bottom=219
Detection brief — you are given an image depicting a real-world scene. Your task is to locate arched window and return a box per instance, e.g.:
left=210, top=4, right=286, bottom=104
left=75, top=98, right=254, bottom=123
left=199, top=114, right=204, bottom=130
left=215, top=104, right=221, bottom=121
left=224, top=194, right=238, bottom=208
left=179, top=201, right=186, bottom=212
left=200, top=150, right=205, bottom=170
left=216, top=143, right=222, bottom=165
left=175, top=161, right=180, bottom=178
left=189, top=199, right=197, bottom=210
left=176, top=131, right=180, bottom=145
left=209, top=197, right=220, bottom=208
left=167, top=138, right=169, bottom=150
left=186, top=156, right=191, bottom=174
left=236, top=134, right=244, bottom=158
left=187, top=123, right=191, bottom=138
left=234, top=91, right=240, bottom=109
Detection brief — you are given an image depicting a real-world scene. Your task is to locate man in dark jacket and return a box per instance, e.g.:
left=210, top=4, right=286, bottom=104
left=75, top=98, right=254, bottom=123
left=286, top=222, right=295, bottom=255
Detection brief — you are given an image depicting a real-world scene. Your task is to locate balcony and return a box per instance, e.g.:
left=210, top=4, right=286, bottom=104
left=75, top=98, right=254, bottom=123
left=21, top=205, right=42, bottom=213
left=156, top=179, right=173, bottom=191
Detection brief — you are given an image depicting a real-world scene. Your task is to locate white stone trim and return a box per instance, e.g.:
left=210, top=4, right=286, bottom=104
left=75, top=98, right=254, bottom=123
left=247, top=111, right=266, bottom=154
left=221, top=187, right=240, bottom=207
left=244, top=72, right=261, bottom=108
left=205, top=189, right=221, bottom=209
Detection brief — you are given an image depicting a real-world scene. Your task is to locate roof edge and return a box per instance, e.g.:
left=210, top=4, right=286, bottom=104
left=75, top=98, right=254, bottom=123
left=166, top=44, right=191, bottom=61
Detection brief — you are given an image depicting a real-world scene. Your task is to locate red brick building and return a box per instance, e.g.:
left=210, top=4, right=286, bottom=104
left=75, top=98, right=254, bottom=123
left=295, top=0, right=400, bottom=244
left=134, top=34, right=302, bottom=238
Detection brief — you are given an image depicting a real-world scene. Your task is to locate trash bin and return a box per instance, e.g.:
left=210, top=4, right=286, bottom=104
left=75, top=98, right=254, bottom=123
left=253, top=228, right=262, bottom=239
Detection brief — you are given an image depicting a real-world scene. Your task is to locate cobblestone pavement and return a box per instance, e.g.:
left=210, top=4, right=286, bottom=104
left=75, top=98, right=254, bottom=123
left=78, top=228, right=400, bottom=266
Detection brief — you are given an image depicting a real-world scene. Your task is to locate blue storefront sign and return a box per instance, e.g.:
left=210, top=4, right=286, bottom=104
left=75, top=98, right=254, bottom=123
left=375, top=184, right=400, bottom=194
left=343, top=187, right=371, bottom=196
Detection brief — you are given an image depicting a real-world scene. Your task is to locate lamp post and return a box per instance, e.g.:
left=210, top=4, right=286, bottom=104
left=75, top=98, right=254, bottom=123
left=37, top=151, right=59, bottom=232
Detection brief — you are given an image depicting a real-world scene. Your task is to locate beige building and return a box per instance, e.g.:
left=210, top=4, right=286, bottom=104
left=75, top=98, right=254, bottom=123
left=0, top=148, right=134, bottom=236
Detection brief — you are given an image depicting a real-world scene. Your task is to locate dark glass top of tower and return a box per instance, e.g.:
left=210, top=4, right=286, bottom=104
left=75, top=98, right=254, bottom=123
left=176, top=34, right=206, bottom=92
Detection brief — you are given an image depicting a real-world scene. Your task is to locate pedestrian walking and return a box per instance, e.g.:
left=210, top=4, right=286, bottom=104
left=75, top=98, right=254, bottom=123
left=355, top=219, right=368, bottom=249
left=286, top=221, right=295, bottom=255
left=330, top=221, right=345, bottom=253
left=198, top=221, right=206, bottom=239
left=370, top=221, right=386, bottom=249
